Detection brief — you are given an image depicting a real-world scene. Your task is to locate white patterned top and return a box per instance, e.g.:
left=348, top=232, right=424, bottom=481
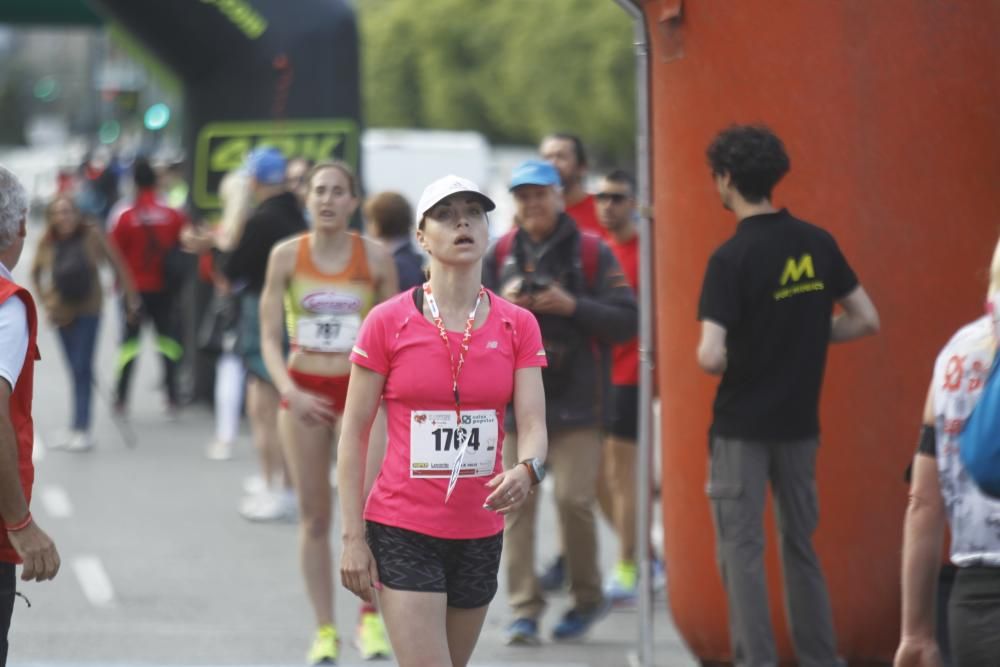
left=931, top=315, right=1000, bottom=567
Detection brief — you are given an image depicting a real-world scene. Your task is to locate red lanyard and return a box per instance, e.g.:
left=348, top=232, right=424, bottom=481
left=423, top=282, right=486, bottom=421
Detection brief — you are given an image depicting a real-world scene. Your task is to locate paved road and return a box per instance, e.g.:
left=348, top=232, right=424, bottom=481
left=6, top=224, right=699, bottom=666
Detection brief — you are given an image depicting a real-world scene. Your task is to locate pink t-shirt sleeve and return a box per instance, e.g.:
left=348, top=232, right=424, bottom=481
left=515, top=308, right=547, bottom=369
left=350, top=304, right=391, bottom=375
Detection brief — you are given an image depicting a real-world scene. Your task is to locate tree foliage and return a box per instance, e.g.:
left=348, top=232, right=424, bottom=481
left=359, top=0, right=637, bottom=166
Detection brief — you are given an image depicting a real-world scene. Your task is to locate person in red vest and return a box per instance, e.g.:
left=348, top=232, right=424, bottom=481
left=540, top=133, right=606, bottom=240
left=0, top=165, right=61, bottom=662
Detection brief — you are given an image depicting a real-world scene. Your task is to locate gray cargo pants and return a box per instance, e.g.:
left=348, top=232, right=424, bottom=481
left=707, top=435, right=844, bottom=667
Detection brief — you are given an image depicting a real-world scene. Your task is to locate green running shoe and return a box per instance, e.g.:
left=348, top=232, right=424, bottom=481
left=307, top=625, right=339, bottom=665
left=356, top=611, right=392, bottom=660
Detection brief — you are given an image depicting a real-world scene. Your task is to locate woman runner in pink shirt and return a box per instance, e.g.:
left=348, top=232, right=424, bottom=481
left=337, top=175, right=549, bottom=666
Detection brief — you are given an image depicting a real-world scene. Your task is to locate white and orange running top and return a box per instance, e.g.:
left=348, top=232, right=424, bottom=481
left=284, top=232, right=377, bottom=353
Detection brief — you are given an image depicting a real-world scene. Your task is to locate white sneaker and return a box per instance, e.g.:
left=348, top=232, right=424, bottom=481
left=49, top=430, right=77, bottom=450
left=239, top=489, right=296, bottom=522
left=205, top=439, right=233, bottom=461
left=242, top=474, right=266, bottom=496
left=66, top=431, right=94, bottom=452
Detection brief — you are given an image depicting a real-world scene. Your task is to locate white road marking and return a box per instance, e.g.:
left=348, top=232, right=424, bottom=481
left=39, top=485, right=73, bottom=518
left=72, top=556, right=115, bottom=608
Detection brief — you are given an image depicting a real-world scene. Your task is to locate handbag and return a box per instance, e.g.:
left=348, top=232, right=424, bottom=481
left=959, top=353, right=1000, bottom=498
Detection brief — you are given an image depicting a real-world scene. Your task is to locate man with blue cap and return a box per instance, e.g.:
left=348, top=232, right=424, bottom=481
left=483, top=159, right=638, bottom=645
left=224, top=147, right=306, bottom=521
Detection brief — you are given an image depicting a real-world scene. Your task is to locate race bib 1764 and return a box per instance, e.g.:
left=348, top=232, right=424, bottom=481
left=410, top=409, right=499, bottom=479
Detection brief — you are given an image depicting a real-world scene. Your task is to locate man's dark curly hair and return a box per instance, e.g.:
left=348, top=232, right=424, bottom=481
left=706, top=124, right=790, bottom=203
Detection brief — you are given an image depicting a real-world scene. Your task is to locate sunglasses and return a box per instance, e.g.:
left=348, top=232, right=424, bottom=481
left=595, top=192, right=629, bottom=203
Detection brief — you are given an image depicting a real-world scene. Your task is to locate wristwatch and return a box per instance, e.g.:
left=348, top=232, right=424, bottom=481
left=518, top=457, right=546, bottom=486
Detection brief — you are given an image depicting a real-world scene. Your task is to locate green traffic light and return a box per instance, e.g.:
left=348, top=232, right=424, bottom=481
left=98, top=120, right=121, bottom=144
left=33, top=76, right=59, bottom=101
left=144, top=103, right=171, bottom=130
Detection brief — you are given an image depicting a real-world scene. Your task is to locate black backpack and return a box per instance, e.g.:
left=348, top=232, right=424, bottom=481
left=52, top=231, right=94, bottom=304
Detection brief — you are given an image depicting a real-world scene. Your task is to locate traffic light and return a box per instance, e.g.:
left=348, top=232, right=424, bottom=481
left=143, top=103, right=171, bottom=131
left=32, top=76, right=59, bottom=102
left=98, top=120, right=121, bottom=144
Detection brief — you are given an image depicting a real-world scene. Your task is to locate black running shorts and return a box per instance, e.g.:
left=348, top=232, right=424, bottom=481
left=604, top=384, right=639, bottom=440
left=365, top=520, right=503, bottom=609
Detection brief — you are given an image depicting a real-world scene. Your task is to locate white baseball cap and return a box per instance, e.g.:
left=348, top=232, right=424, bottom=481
left=416, top=175, right=496, bottom=223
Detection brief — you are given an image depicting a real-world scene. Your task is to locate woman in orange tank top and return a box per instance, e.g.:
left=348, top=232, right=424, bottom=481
left=260, top=162, right=398, bottom=663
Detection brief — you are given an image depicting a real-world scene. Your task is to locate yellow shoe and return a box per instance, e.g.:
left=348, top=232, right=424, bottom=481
left=355, top=611, right=392, bottom=660
left=307, top=625, right=339, bottom=665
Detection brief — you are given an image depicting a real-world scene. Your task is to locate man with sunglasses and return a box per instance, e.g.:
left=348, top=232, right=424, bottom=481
left=593, top=170, right=648, bottom=605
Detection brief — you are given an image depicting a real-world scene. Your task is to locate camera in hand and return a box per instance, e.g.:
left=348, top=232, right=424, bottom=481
left=518, top=273, right=554, bottom=295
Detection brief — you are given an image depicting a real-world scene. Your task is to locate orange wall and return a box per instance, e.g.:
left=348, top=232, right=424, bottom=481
left=643, top=0, right=1000, bottom=662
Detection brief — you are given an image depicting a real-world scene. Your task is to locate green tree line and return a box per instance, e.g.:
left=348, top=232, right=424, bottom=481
left=359, top=0, right=637, bottom=167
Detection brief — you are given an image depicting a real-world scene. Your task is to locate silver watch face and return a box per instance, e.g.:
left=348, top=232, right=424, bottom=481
left=530, top=458, right=545, bottom=483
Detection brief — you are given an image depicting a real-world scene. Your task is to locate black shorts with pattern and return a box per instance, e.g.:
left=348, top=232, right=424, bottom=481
left=365, top=520, right=503, bottom=609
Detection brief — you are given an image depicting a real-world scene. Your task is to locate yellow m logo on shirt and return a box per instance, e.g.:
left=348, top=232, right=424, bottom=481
left=780, top=254, right=815, bottom=285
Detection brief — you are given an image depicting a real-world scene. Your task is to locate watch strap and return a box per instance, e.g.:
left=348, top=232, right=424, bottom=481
left=519, top=458, right=540, bottom=485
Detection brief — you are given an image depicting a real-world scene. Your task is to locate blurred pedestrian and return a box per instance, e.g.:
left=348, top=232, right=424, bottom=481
left=286, top=157, right=313, bottom=211
left=108, top=158, right=188, bottom=415
left=223, top=148, right=306, bottom=521
left=540, top=132, right=605, bottom=239
left=533, top=130, right=613, bottom=595
left=160, top=159, right=189, bottom=210
left=592, top=170, right=651, bottom=604
left=893, top=237, right=1000, bottom=667
left=0, top=165, right=61, bottom=663
left=484, top=159, right=638, bottom=644
left=697, top=124, right=879, bottom=667
left=364, top=191, right=425, bottom=292
left=338, top=174, right=548, bottom=667
left=76, top=147, right=119, bottom=226
left=30, top=195, right=140, bottom=451
left=184, top=169, right=254, bottom=461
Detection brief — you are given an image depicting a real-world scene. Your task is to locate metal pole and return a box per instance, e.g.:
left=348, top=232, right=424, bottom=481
left=611, top=1, right=654, bottom=666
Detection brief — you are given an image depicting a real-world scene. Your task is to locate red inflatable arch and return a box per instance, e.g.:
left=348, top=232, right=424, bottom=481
left=643, top=1, right=1000, bottom=663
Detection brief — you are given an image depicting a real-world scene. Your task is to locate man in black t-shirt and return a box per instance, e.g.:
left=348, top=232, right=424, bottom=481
left=696, top=125, right=879, bottom=667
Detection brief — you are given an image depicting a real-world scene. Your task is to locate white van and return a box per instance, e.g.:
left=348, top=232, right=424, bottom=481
left=362, top=128, right=490, bottom=214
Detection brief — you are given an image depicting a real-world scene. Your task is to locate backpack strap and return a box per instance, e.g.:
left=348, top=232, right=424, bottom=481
left=492, top=228, right=518, bottom=284
left=579, top=231, right=601, bottom=292
left=494, top=227, right=600, bottom=291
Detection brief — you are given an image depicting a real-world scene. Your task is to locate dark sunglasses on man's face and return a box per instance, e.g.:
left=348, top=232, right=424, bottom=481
left=595, top=192, right=629, bottom=203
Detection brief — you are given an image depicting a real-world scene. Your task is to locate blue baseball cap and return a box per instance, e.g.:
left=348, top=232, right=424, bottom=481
left=245, top=147, right=287, bottom=185
left=509, top=159, right=562, bottom=191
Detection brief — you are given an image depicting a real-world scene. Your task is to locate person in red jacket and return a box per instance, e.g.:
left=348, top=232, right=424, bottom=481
left=108, top=158, right=187, bottom=414
left=0, top=165, right=61, bottom=663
